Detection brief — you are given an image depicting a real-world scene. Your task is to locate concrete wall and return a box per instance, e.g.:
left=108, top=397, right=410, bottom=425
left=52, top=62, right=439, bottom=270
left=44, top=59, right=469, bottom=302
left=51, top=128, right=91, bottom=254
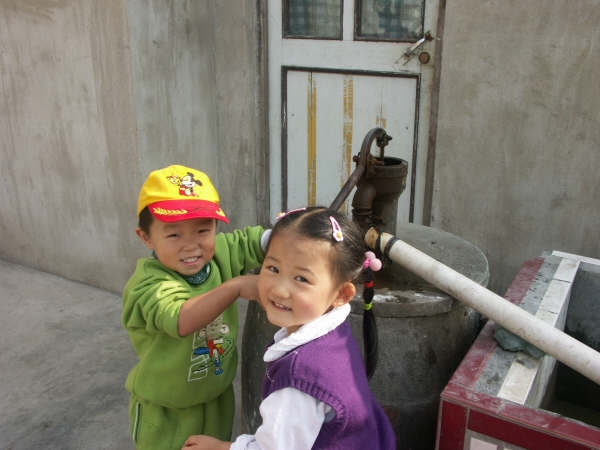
left=431, top=0, right=600, bottom=294
left=3, top=0, right=598, bottom=301
left=0, top=0, right=267, bottom=293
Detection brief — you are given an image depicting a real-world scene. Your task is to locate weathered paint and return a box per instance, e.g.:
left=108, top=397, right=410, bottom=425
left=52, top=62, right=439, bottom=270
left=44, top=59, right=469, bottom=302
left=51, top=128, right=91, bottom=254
left=468, top=410, right=590, bottom=450
left=342, top=77, right=354, bottom=213
left=496, top=257, right=578, bottom=405
left=446, top=257, right=542, bottom=389
left=307, top=72, right=317, bottom=206
left=437, top=401, right=468, bottom=450
left=376, top=103, right=387, bottom=130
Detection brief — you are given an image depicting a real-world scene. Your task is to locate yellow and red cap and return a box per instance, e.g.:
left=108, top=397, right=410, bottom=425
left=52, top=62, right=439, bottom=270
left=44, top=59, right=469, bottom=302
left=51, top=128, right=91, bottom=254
left=137, top=165, right=228, bottom=223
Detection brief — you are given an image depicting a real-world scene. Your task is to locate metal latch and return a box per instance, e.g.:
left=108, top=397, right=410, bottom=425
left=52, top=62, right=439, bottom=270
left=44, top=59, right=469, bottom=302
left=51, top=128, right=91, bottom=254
left=399, top=31, right=434, bottom=65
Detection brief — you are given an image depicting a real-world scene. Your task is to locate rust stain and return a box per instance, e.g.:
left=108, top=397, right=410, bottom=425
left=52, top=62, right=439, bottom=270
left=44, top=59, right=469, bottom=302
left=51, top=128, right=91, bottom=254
left=342, top=77, right=354, bottom=213
left=307, top=72, right=317, bottom=206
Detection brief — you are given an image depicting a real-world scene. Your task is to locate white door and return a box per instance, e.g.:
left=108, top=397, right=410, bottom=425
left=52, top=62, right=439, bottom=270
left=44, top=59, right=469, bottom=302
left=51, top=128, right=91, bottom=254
left=268, top=0, right=439, bottom=229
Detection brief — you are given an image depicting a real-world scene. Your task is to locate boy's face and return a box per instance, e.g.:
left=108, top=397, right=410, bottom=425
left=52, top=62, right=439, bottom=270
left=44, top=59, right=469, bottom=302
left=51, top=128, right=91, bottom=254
left=136, top=217, right=217, bottom=276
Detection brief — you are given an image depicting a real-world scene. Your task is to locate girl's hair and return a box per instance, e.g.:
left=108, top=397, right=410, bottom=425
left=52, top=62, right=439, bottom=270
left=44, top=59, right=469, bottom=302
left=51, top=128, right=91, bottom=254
left=269, top=207, right=379, bottom=378
left=269, top=207, right=364, bottom=282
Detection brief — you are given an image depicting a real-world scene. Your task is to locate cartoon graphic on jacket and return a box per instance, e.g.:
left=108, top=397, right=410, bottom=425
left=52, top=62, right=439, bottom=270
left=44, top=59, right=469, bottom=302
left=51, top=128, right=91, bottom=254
left=192, top=315, right=231, bottom=376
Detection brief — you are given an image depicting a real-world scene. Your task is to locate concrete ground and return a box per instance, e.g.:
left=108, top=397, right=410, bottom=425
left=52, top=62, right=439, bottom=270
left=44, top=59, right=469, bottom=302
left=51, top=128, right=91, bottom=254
left=0, top=259, right=246, bottom=450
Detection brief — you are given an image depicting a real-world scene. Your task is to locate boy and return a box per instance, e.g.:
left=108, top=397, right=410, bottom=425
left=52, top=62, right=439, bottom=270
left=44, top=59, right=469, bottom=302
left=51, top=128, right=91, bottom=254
left=122, top=164, right=268, bottom=449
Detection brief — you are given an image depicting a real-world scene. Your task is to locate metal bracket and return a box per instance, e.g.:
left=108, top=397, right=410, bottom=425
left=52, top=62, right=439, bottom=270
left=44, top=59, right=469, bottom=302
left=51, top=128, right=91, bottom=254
left=398, top=31, right=434, bottom=65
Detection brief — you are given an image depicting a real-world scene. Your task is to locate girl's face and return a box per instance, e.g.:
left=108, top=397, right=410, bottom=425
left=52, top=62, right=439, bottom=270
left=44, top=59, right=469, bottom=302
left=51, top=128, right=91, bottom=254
left=258, top=230, right=355, bottom=334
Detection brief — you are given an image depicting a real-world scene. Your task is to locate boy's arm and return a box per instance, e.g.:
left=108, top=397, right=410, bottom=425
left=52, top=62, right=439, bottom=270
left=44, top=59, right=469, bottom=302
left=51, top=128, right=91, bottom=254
left=216, top=226, right=267, bottom=278
left=178, top=274, right=258, bottom=336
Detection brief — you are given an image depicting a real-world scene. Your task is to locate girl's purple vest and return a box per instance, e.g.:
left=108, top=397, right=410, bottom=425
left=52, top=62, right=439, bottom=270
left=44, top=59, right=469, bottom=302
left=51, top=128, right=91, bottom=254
left=262, top=321, right=396, bottom=449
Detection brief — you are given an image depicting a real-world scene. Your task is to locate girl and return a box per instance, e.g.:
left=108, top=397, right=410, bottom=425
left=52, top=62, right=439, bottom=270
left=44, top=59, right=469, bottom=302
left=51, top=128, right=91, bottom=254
left=183, top=207, right=396, bottom=450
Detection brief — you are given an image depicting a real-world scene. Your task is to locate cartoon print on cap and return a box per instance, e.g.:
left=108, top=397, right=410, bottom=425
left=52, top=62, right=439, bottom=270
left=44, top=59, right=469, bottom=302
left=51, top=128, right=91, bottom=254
left=167, top=172, right=203, bottom=197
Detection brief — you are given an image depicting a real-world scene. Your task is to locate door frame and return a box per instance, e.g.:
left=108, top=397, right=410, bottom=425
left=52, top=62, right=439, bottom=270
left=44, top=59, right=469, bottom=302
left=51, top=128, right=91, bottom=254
left=421, top=0, right=446, bottom=226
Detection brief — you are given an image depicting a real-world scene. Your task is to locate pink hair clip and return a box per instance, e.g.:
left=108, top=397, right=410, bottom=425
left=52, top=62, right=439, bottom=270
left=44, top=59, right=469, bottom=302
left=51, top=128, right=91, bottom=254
left=330, top=216, right=344, bottom=242
left=363, top=251, right=382, bottom=272
left=276, top=207, right=307, bottom=221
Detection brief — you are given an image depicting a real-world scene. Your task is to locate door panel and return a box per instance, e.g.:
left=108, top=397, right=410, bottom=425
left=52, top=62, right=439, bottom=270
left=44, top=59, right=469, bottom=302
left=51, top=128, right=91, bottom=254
left=285, top=69, right=417, bottom=222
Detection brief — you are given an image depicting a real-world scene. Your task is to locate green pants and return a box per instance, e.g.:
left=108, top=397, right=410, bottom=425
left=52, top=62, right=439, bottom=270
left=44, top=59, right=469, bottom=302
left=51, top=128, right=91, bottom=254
left=129, top=385, right=234, bottom=450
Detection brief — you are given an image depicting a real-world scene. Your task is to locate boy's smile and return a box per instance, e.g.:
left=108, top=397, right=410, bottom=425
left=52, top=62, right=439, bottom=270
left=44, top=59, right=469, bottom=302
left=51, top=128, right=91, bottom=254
left=136, top=217, right=217, bottom=276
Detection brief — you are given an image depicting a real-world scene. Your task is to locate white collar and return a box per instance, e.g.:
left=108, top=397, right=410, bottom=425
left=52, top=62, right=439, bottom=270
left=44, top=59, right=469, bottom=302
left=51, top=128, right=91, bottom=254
left=263, top=303, right=351, bottom=362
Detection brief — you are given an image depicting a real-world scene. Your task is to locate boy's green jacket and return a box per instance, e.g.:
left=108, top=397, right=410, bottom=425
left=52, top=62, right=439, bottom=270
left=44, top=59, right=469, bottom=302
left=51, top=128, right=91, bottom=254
left=122, top=226, right=264, bottom=409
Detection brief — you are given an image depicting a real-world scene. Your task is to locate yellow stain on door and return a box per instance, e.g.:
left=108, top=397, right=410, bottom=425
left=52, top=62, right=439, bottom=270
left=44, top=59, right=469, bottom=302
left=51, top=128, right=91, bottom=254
left=342, top=78, right=354, bottom=213
left=376, top=102, right=387, bottom=130
left=307, top=73, right=317, bottom=206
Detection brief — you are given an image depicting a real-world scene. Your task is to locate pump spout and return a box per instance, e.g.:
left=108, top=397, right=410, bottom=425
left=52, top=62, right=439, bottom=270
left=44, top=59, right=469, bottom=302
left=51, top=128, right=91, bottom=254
left=330, top=127, right=408, bottom=234
left=329, top=127, right=389, bottom=211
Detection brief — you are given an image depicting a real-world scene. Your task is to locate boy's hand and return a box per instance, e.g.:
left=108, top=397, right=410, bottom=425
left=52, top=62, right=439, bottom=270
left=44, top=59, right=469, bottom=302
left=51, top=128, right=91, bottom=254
left=236, top=274, right=259, bottom=301
left=182, top=434, right=230, bottom=450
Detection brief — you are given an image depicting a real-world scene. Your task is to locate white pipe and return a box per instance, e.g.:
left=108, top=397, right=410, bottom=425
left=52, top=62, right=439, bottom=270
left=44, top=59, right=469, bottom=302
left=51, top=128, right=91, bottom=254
left=365, top=228, right=600, bottom=386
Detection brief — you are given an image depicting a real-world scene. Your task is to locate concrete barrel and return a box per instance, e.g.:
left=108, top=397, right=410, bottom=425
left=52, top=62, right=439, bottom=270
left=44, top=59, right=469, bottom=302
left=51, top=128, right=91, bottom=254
left=240, top=299, right=278, bottom=433
left=241, top=224, right=489, bottom=449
